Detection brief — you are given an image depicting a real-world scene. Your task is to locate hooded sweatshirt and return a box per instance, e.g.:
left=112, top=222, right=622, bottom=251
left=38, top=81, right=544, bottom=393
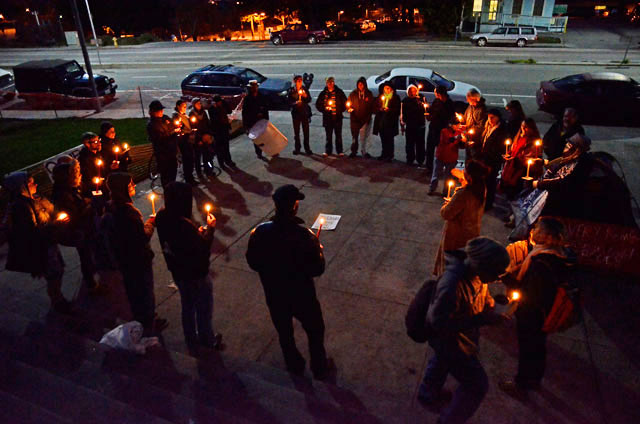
left=155, top=182, right=214, bottom=281
left=401, top=84, right=426, bottom=129
left=347, top=77, right=374, bottom=127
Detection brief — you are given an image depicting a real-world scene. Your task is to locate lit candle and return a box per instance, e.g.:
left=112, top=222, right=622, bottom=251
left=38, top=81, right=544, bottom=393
left=446, top=180, right=454, bottom=199
left=511, top=290, right=521, bottom=301
left=526, top=158, right=533, bottom=178
left=174, top=119, right=181, bottom=126
left=328, top=100, right=334, bottom=106
left=346, top=100, right=351, bottom=108
left=417, top=84, right=423, bottom=91
left=505, top=139, right=511, bottom=155
left=149, top=193, right=156, bottom=215
left=113, top=146, right=120, bottom=161
left=56, top=212, right=68, bottom=221
left=204, top=203, right=213, bottom=219
left=506, top=290, right=522, bottom=315
left=316, top=217, right=325, bottom=238
left=93, top=177, right=100, bottom=192
left=298, top=89, right=303, bottom=95
left=534, top=139, right=542, bottom=157
left=468, top=129, right=475, bottom=135
left=95, top=158, right=103, bottom=177
left=123, top=143, right=129, bottom=151
left=190, top=116, right=197, bottom=124
left=455, top=112, right=463, bottom=122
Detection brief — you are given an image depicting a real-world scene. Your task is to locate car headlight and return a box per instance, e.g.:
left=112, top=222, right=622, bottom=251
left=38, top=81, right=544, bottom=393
left=279, top=90, right=288, bottom=96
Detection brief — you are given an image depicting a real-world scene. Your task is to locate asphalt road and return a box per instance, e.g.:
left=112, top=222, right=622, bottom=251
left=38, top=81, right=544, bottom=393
left=2, top=40, right=639, bottom=124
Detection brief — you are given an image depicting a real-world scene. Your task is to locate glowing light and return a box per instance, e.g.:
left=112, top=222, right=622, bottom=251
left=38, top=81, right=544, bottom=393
left=56, top=212, right=68, bottom=221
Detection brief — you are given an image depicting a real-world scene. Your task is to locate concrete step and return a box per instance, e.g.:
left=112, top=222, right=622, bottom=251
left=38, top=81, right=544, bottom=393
left=0, top=353, right=174, bottom=424
left=0, top=389, right=73, bottom=424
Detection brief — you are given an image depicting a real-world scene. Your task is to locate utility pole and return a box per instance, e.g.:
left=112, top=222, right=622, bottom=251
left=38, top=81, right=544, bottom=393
left=83, top=0, right=103, bottom=66
left=70, top=0, right=102, bottom=112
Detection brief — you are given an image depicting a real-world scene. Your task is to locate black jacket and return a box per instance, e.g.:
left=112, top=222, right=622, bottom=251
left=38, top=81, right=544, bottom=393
left=401, top=96, right=426, bottom=129
left=156, top=209, right=214, bottom=281
left=246, top=215, right=325, bottom=297
left=101, top=136, right=131, bottom=173
left=51, top=185, right=95, bottom=245
left=288, top=86, right=312, bottom=120
left=208, top=101, right=232, bottom=135
left=543, top=121, right=585, bottom=161
left=242, top=93, right=270, bottom=130
left=315, top=86, right=348, bottom=127
left=429, top=96, right=455, bottom=130
left=110, top=202, right=154, bottom=272
left=147, top=115, right=178, bottom=163
left=347, top=79, right=374, bottom=128
left=373, top=93, right=401, bottom=136
left=479, top=122, right=509, bottom=171
left=78, top=146, right=104, bottom=195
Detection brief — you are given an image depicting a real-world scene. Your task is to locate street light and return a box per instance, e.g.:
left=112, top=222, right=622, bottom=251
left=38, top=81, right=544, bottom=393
left=338, top=10, right=344, bottom=21
left=26, top=8, right=40, bottom=26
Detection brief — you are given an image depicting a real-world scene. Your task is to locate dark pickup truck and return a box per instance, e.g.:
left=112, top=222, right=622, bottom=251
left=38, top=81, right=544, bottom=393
left=270, top=24, right=326, bottom=45
left=14, top=59, right=117, bottom=107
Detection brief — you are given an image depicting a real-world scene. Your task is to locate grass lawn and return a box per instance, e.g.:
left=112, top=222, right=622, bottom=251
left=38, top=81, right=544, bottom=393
left=0, top=118, right=148, bottom=177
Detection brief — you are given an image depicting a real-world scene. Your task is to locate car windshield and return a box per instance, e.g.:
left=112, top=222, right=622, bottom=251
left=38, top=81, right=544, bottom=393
left=430, top=71, right=454, bottom=91
left=375, top=70, right=391, bottom=84
left=64, top=61, right=83, bottom=75
left=240, top=68, right=266, bottom=84
left=492, top=28, right=507, bottom=34
left=553, top=74, right=586, bottom=89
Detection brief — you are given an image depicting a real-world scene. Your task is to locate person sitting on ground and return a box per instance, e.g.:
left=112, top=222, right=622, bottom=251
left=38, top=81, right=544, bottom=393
left=100, top=121, right=131, bottom=174
left=543, top=107, right=584, bottom=161
left=499, top=217, right=575, bottom=399
left=373, top=82, right=401, bottom=162
left=401, top=84, right=427, bottom=167
left=419, top=237, right=510, bottom=424
left=155, top=182, right=222, bottom=350
left=4, top=172, right=71, bottom=313
left=433, top=160, right=489, bottom=276
left=106, top=172, right=167, bottom=335
left=347, top=76, right=374, bottom=158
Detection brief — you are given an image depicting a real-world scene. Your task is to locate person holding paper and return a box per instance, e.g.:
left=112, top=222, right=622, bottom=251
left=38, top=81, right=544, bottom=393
left=246, top=184, right=333, bottom=380
left=499, top=218, right=575, bottom=399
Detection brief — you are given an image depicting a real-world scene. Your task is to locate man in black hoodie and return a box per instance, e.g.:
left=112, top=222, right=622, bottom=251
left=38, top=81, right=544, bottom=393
left=401, top=84, right=427, bottom=166
left=246, top=185, right=332, bottom=379
left=426, top=86, right=455, bottom=171
left=155, top=182, right=222, bottom=349
left=242, top=80, right=270, bottom=160
left=288, top=75, right=313, bottom=155
left=316, top=76, right=348, bottom=157
left=147, top=100, right=179, bottom=187
left=347, top=77, right=374, bottom=158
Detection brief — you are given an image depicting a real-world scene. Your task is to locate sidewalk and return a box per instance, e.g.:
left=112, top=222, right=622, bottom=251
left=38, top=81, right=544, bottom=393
left=1, top=110, right=639, bottom=423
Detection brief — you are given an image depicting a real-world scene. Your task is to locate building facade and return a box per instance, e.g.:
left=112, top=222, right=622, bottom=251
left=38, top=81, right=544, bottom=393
left=468, top=0, right=568, bottom=32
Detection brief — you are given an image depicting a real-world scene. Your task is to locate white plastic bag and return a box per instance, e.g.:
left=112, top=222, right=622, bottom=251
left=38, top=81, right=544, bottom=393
left=99, top=321, right=160, bottom=355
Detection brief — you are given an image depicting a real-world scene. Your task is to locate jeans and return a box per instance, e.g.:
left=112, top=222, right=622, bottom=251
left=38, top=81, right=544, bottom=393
left=178, top=139, right=195, bottom=181
left=430, top=159, right=457, bottom=192
left=420, top=347, right=489, bottom=424
left=426, top=125, right=443, bottom=170
left=485, top=167, right=500, bottom=209
left=158, top=157, right=178, bottom=187
left=175, top=276, right=215, bottom=345
left=214, top=131, right=232, bottom=166
left=405, top=126, right=426, bottom=165
left=350, top=120, right=372, bottom=155
left=380, top=131, right=395, bottom=159
left=293, top=116, right=310, bottom=152
left=324, top=119, right=343, bottom=154
left=121, top=266, right=156, bottom=331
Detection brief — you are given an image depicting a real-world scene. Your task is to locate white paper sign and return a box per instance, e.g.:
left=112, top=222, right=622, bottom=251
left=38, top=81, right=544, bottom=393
left=311, top=214, right=341, bottom=231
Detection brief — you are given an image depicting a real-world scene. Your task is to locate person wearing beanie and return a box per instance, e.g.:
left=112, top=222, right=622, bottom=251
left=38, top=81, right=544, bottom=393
left=418, top=236, right=510, bottom=423
left=147, top=99, right=179, bottom=187
left=106, top=172, right=167, bottom=334
left=400, top=84, right=427, bottom=166
left=155, top=182, right=222, bottom=350
left=316, top=76, right=348, bottom=157
left=246, top=184, right=333, bottom=380
left=433, top=159, right=489, bottom=276
left=500, top=218, right=575, bottom=399
left=4, top=171, right=71, bottom=313
left=100, top=121, right=132, bottom=174
left=288, top=75, right=313, bottom=155
left=461, top=88, right=487, bottom=159
left=373, top=82, right=401, bottom=162
left=478, top=108, right=509, bottom=211
left=347, top=76, right=374, bottom=158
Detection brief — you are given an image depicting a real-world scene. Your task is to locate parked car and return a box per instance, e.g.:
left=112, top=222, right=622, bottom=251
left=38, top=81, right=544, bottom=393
left=366, top=68, right=480, bottom=110
left=270, top=24, right=326, bottom=45
left=0, top=68, right=16, bottom=101
left=13, top=59, right=117, bottom=98
left=181, top=64, right=291, bottom=110
left=536, top=72, right=640, bottom=124
left=471, top=26, right=538, bottom=47
left=326, top=22, right=362, bottom=40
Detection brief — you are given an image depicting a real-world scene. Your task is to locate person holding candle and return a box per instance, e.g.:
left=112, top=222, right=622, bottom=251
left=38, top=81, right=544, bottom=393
left=373, top=82, right=401, bottom=162
left=246, top=184, right=333, bottom=380
left=288, top=75, right=313, bottom=155
left=426, top=86, right=455, bottom=173
left=478, top=108, right=509, bottom=211
left=147, top=100, right=179, bottom=187
left=242, top=80, right=271, bottom=160
left=316, top=76, right=348, bottom=157
left=78, top=132, right=106, bottom=198
left=188, top=98, right=213, bottom=177
left=100, top=121, right=131, bottom=174
left=461, top=88, right=487, bottom=160
left=208, top=95, right=235, bottom=169
left=4, top=171, right=72, bottom=314
left=347, top=76, right=375, bottom=158
left=155, top=182, right=222, bottom=350
left=419, top=237, right=510, bottom=423
left=106, top=172, right=167, bottom=335
left=175, top=100, right=198, bottom=185
left=542, top=107, right=584, bottom=161
left=499, top=218, right=575, bottom=399
left=401, top=84, right=427, bottom=167
left=433, top=160, right=489, bottom=276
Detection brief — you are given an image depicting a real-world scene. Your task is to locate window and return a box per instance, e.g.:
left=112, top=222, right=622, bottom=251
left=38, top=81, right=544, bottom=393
left=521, top=27, right=535, bottom=35
left=204, top=74, right=237, bottom=86
left=186, top=75, right=203, bottom=85
left=553, top=74, right=585, bottom=90
left=375, top=70, right=392, bottom=84
left=239, top=68, right=266, bottom=83
left=507, top=28, right=519, bottom=34
left=512, top=0, right=523, bottom=15
left=430, top=72, right=454, bottom=91
left=492, top=27, right=507, bottom=34
left=473, top=0, right=483, bottom=13
left=489, top=0, right=498, bottom=20
left=533, top=0, right=545, bottom=16
left=408, top=77, right=435, bottom=92
left=391, top=76, right=406, bottom=90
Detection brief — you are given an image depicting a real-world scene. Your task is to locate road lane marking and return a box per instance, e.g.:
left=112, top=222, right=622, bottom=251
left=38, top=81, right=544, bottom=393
left=131, top=76, right=168, bottom=79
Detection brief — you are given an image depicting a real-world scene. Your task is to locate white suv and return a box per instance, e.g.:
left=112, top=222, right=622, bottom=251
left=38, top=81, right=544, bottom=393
left=471, top=26, right=538, bottom=47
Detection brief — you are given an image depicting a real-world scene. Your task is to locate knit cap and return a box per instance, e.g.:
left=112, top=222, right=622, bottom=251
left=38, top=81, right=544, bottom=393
left=464, top=237, right=509, bottom=275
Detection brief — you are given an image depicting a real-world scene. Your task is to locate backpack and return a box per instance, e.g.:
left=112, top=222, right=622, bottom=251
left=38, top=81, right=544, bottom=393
left=542, top=283, right=581, bottom=333
left=405, top=279, right=438, bottom=343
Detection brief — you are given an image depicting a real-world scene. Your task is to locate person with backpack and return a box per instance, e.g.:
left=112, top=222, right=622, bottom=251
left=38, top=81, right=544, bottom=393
left=4, top=172, right=71, bottom=313
left=500, top=218, right=576, bottom=399
left=418, top=237, right=510, bottom=423
left=106, top=172, right=167, bottom=335
left=155, top=182, right=223, bottom=350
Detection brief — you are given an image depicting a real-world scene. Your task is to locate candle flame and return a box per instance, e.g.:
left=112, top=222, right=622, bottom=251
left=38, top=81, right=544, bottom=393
left=96, top=159, right=103, bottom=166
left=527, top=159, right=533, bottom=165
left=328, top=100, right=334, bottom=106
left=93, top=177, right=100, bottom=184
left=149, top=193, right=156, bottom=200
left=417, top=84, right=423, bottom=90
left=455, top=112, right=463, bottom=122
left=174, top=120, right=180, bottom=126
left=511, top=291, right=521, bottom=301
left=346, top=101, right=351, bottom=108
left=298, top=90, right=303, bottom=94
left=380, top=95, right=385, bottom=100
left=113, top=146, right=120, bottom=153
left=123, top=143, right=129, bottom=150
left=319, top=217, right=325, bottom=225
left=505, top=139, right=511, bottom=145
left=56, top=212, right=68, bottom=221
left=190, top=116, right=197, bottom=123
left=535, top=139, right=542, bottom=147
left=468, top=129, right=475, bottom=135
left=205, top=203, right=212, bottom=213
left=448, top=180, right=454, bottom=187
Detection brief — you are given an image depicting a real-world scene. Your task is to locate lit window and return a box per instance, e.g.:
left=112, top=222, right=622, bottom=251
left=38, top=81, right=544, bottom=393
left=473, top=0, right=483, bottom=13
left=489, top=0, right=498, bottom=20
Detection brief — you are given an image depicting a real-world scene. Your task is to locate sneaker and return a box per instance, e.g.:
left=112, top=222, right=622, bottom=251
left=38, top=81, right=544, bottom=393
left=293, top=150, right=301, bottom=155
left=348, top=152, right=357, bottom=158
left=498, top=380, right=529, bottom=401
